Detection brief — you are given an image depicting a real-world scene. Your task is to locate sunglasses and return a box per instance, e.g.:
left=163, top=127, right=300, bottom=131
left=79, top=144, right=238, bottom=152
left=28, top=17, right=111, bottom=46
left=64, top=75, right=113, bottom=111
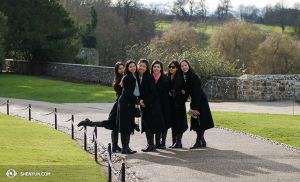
left=168, top=65, right=176, bottom=69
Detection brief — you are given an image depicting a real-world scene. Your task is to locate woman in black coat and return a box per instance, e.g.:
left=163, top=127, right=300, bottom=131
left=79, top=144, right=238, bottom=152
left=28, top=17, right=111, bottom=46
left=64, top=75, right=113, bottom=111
left=78, top=62, right=129, bottom=153
left=117, top=60, right=140, bottom=154
left=179, top=60, right=214, bottom=149
left=138, top=59, right=166, bottom=152
left=150, top=60, right=171, bottom=149
left=166, top=60, right=188, bottom=148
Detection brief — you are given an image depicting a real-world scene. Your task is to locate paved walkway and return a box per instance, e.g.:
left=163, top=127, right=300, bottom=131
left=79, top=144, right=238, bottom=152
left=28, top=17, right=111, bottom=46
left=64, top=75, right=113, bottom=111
left=1, top=97, right=300, bottom=181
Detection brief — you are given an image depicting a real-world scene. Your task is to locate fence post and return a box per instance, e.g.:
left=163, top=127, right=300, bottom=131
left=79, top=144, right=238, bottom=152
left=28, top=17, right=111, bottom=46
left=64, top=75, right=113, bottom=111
left=121, top=162, right=125, bottom=182
left=71, top=115, right=74, bottom=139
left=7, top=100, right=9, bottom=115
left=29, top=104, right=31, bottom=121
left=108, top=143, right=112, bottom=182
left=94, top=126, right=97, bottom=163
left=84, top=125, right=87, bottom=151
left=55, top=108, right=57, bottom=130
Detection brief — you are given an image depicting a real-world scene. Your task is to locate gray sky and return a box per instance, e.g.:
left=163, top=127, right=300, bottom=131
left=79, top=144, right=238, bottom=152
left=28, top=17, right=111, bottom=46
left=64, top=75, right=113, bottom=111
left=140, top=0, right=299, bottom=10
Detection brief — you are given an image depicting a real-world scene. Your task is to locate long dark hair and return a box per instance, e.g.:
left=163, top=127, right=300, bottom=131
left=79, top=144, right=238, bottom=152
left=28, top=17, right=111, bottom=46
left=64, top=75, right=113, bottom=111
left=121, top=60, right=137, bottom=87
left=150, top=60, right=166, bottom=82
left=113, top=61, right=125, bottom=91
left=166, top=60, right=183, bottom=89
left=179, top=60, right=199, bottom=77
left=137, top=59, right=150, bottom=75
left=124, top=60, right=137, bottom=76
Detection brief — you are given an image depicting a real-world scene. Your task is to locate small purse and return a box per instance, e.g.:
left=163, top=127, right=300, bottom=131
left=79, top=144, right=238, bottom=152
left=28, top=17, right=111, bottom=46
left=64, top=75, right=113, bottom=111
left=134, top=104, right=141, bottom=117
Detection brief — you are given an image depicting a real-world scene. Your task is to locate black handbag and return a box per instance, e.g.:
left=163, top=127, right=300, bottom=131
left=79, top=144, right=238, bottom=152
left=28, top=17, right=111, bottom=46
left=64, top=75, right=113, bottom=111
left=134, top=104, right=141, bottom=117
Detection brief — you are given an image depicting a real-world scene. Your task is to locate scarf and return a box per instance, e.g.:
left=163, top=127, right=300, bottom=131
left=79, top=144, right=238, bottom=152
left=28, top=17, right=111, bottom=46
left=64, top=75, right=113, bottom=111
left=153, top=72, right=161, bottom=83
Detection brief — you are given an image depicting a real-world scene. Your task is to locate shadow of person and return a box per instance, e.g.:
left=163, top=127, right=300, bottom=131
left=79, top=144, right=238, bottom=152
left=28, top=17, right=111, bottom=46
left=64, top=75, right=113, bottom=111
left=125, top=147, right=300, bottom=179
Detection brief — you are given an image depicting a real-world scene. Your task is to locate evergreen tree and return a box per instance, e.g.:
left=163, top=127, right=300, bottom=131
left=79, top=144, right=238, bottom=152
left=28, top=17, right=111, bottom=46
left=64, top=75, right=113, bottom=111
left=0, top=0, right=79, bottom=62
left=0, top=11, right=7, bottom=68
left=80, top=6, right=98, bottom=48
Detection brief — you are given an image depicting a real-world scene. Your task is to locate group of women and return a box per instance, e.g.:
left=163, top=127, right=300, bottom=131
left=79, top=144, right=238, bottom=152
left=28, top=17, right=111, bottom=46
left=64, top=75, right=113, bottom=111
left=78, top=59, right=214, bottom=154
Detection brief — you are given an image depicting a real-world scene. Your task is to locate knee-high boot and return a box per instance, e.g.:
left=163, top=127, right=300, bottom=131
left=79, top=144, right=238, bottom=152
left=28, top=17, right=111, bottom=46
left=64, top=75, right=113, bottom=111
left=190, top=131, right=205, bottom=149
left=173, top=133, right=183, bottom=148
left=111, top=130, right=121, bottom=153
left=159, top=131, right=167, bottom=149
left=169, top=130, right=177, bottom=148
left=78, top=118, right=104, bottom=127
left=155, top=133, right=161, bottom=148
left=121, top=133, right=136, bottom=154
left=142, top=130, right=156, bottom=152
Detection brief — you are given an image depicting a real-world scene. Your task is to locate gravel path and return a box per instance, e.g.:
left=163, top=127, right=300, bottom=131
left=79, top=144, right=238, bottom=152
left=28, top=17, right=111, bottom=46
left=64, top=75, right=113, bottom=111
left=1, top=97, right=300, bottom=182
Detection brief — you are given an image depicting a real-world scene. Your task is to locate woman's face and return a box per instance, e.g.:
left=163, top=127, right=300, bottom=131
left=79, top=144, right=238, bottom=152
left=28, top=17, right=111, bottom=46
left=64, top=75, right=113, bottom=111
left=169, top=63, right=178, bottom=74
left=118, top=65, right=124, bottom=75
left=138, top=62, right=147, bottom=75
left=181, top=61, right=189, bottom=73
left=128, top=63, right=136, bottom=74
left=153, top=64, right=161, bottom=75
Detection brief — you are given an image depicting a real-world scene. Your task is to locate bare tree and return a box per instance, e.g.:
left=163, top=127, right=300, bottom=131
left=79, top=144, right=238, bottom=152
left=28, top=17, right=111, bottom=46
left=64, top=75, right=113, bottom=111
left=210, top=20, right=263, bottom=73
left=253, top=33, right=300, bottom=74
left=171, top=0, right=188, bottom=20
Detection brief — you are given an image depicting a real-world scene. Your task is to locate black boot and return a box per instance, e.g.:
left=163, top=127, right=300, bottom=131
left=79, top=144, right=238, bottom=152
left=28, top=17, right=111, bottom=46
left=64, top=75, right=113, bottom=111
left=142, top=130, right=156, bottom=152
left=173, top=133, right=183, bottom=148
left=77, top=118, right=103, bottom=127
left=121, top=134, right=136, bottom=154
left=169, top=130, right=177, bottom=148
left=190, top=131, right=204, bottom=149
left=111, top=131, right=121, bottom=153
left=201, top=135, right=206, bottom=147
left=155, top=133, right=161, bottom=148
left=159, top=131, right=167, bottom=149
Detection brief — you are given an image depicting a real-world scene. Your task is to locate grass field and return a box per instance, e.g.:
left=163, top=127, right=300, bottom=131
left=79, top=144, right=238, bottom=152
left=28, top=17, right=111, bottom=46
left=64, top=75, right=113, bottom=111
left=259, top=24, right=294, bottom=34
left=211, top=111, right=300, bottom=148
left=0, top=74, right=116, bottom=103
left=0, top=113, right=106, bottom=181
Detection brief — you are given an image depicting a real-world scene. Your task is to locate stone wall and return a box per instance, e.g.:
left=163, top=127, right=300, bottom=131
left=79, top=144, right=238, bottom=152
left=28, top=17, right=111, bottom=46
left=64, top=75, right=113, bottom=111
left=8, top=61, right=114, bottom=85
left=209, top=74, right=300, bottom=101
left=42, top=62, right=114, bottom=84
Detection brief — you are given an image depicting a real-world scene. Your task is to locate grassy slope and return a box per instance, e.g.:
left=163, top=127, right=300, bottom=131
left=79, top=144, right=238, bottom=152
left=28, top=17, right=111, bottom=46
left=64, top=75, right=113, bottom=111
left=0, top=113, right=106, bottom=181
left=0, top=74, right=116, bottom=103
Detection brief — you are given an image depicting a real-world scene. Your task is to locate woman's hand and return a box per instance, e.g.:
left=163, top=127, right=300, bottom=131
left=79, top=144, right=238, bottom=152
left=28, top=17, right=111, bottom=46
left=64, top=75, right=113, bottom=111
left=182, top=89, right=186, bottom=94
left=140, top=100, right=146, bottom=108
left=193, top=110, right=200, bottom=116
left=169, top=92, right=172, bottom=96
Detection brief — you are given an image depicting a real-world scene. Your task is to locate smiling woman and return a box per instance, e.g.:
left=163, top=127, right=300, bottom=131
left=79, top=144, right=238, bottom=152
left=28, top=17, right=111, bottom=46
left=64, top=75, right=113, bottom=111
left=0, top=75, right=116, bottom=103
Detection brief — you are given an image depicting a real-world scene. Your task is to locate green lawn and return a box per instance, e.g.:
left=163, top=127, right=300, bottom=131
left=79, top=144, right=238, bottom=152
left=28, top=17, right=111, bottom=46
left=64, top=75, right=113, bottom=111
left=258, top=24, right=294, bottom=34
left=211, top=111, right=300, bottom=148
left=0, top=113, right=106, bottom=181
left=155, top=21, right=172, bottom=32
left=0, top=74, right=116, bottom=103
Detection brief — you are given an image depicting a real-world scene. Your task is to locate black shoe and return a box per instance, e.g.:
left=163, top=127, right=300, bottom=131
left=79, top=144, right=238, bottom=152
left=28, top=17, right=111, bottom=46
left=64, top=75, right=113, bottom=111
left=173, top=133, right=183, bottom=148
left=201, top=138, right=206, bottom=147
left=190, top=140, right=203, bottom=149
left=173, top=142, right=182, bottom=148
left=112, top=145, right=122, bottom=153
left=122, top=147, right=136, bottom=154
left=159, top=144, right=166, bottom=149
left=77, top=118, right=92, bottom=127
left=141, top=144, right=156, bottom=152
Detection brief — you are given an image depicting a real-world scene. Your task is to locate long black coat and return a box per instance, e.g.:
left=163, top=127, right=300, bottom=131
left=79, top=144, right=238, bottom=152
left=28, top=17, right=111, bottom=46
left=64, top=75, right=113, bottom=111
left=102, top=77, right=122, bottom=130
left=185, top=72, right=214, bottom=131
left=168, top=74, right=188, bottom=134
left=155, top=74, right=172, bottom=130
left=138, top=72, right=166, bottom=134
left=117, top=75, right=139, bottom=134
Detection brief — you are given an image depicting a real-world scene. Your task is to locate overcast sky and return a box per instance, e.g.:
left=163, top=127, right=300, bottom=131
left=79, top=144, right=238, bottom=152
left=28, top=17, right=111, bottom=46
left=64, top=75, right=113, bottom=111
left=140, top=0, right=299, bottom=10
